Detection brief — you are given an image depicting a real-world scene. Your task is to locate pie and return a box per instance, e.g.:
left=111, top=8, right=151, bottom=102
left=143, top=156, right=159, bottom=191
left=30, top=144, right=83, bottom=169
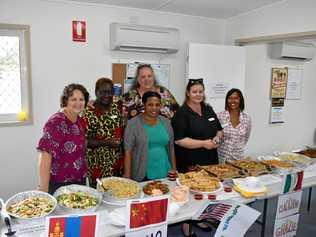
left=178, top=170, right=221, bottom=192
left=202, top=164, right=244, bottom=180
left=229, top=159, right=270, bottom=176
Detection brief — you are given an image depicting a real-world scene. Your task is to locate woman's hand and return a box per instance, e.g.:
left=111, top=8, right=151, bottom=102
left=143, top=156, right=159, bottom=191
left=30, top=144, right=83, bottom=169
left=87, top=99, right=95, bottom=108
left=203, top=139, right=219, bottom=150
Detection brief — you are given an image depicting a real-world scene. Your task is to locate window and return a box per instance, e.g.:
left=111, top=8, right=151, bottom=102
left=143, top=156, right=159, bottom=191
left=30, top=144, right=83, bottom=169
left=0, top=24, right=32, bottom=125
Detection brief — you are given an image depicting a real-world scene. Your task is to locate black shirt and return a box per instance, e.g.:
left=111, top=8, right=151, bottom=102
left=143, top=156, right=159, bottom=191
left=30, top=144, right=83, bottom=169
left=171, top=103, right=222, bottom=171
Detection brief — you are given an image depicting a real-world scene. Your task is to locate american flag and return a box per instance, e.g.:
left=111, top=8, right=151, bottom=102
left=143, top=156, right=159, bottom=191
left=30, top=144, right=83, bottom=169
left=198, top=203, right=232, bottom=221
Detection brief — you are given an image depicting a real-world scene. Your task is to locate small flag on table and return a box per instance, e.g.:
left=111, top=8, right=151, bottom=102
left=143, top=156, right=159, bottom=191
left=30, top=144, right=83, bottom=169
left=46, top=214, right=97, bottom=237
left=128, top=197, right=168, bottom=229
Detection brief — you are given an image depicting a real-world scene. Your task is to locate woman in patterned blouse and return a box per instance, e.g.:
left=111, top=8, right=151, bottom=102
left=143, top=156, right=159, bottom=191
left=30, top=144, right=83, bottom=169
left=37, top=84, right=90, bottom=194
left=122, top=64, right=179, bottom=121
left=83, top=78, right=124, bottom=187
left=217, top=88, right=252, bottom=163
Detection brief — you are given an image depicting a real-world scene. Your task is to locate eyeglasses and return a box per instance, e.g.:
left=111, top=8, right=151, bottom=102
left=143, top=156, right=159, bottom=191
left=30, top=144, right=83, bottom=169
left=188, top=78, right=204, bottom=85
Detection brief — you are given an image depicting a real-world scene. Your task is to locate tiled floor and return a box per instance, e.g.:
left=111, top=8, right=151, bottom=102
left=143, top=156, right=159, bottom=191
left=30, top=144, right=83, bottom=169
left=168, top=188, right=316, bottom=236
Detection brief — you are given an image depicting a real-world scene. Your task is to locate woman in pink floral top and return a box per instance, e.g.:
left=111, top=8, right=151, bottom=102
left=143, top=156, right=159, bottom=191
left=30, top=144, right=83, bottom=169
left=37, top=84, right=89, bottom=194
left=217, top=88, right=251, bottom=163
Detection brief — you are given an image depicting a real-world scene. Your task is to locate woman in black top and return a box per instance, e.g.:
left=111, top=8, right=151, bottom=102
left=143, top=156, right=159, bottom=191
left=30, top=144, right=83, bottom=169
left=172, top=78, right=223, bottom=172
left=172, top=78, right=223, bottom=236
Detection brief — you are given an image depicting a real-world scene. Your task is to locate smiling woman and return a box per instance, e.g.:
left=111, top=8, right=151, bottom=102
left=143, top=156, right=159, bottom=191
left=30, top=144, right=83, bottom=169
left=217, top=88, right=252, bottom=163
left=123, top=91, right=176, bottom=181
left=37, top=84, right=89, bottom=194
left=83, top=78, right=124, bottom=187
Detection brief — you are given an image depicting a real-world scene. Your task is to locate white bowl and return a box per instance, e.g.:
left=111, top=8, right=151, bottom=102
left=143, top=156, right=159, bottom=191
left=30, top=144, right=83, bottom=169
left=53, top=184, right=102, bottom=214
left=5, top=190, right=57, bottom=220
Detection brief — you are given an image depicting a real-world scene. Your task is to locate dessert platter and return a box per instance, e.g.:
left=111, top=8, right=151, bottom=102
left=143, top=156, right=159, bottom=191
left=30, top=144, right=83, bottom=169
left=201, top=164, right=245, bottom=180
left=228, top=159, right=271, bottom=176
left=177, top=169, right=223, bottom=194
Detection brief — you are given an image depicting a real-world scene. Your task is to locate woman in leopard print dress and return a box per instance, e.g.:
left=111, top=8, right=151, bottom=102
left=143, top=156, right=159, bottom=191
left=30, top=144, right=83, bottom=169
left=83, top=78, right=124, bottom=187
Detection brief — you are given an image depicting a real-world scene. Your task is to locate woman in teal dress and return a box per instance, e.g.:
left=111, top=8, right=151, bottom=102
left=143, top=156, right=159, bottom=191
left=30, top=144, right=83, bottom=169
left=124, top=91, right=176, bottom=181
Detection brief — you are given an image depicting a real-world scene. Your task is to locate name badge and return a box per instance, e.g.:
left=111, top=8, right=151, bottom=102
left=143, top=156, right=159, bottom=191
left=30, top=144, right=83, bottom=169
left=208, top=117, right=215, bottom=122
left=221, top=123, right=229, bottom=128
left=110, top=115, right=118, bottom=119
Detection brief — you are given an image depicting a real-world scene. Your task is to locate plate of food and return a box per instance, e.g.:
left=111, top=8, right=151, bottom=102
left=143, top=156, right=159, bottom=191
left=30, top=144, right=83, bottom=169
left=5, top=190, right=57, bottom=220
left=97, top=177, right=142, bottom=206
left=54, top=185, right=101, bottom=213
left=276, top=152, right=313, bottom=165
left=228, top=159, right=271, bottom=176
left=143, top=180, right=169, bottom=196
left=295, top=149, right=316, bottom=158
left=177, top=170, right=223, bottom=194
left=201, top=164, right=245, bottom=180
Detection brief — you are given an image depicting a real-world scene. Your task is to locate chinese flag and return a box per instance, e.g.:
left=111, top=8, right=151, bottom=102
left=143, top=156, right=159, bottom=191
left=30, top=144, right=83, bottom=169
left=130, top=198, right=168, bottom=228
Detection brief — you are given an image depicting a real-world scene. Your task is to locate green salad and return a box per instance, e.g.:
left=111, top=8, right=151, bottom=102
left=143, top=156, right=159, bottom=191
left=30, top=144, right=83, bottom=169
left=57, top=191, right=98, bottom=209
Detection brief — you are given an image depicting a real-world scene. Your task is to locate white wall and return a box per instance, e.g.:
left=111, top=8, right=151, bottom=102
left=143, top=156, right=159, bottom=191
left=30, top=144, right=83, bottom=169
left=225, top=0, right=316, bottom=156
left=0, top=0, right=225, bottom=199
left=244, top=44, right=316, bottom=156
left=225, top=0, right=316, bottom=45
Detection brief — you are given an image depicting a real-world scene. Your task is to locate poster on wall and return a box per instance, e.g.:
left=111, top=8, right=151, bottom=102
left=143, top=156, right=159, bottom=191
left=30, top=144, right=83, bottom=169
left=286, top=68, right=303, bottom=100
left=270, top=98, right=285, bottom=124
left=208, top=82, right=231, bottom=98
left=72, top=20, right=86, bottom=42
left=271, top=68, right=288, bottom=98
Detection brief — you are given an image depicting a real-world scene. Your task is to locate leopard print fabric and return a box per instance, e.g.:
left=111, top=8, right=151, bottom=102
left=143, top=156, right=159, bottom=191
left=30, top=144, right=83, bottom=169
left=83, top=102, right=124, bottom=186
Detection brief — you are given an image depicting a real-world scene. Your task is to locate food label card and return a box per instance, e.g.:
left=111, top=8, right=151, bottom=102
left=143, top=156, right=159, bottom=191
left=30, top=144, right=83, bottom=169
left=45, top=214, right=98, bottom=237
left=276, top=191, right=302, bottom=219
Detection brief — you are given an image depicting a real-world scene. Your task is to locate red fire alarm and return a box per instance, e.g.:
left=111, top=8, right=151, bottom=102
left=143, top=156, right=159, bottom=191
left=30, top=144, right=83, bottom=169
left=72, top=21, right=86, bottom=42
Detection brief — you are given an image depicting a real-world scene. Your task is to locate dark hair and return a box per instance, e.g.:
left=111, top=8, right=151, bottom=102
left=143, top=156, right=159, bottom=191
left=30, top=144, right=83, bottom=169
left=95, top=77, right=113, bottom=96
left=131, top=64, right=158, bottom=89
left=60, top=83, right=89, bottom=108
left=225, top=88, right=245, bottom=111
left=142, top=91, right=161, bottom=104
left=184, top=78, right=205, bottom=104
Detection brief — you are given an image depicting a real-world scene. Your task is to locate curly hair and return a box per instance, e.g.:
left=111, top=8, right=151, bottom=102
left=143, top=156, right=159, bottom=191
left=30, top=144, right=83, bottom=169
left=60, top=83, right=89, bottom=108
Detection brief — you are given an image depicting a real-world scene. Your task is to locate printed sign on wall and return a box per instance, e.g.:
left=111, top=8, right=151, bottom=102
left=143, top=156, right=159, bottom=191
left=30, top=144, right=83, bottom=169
left=72, top=21, right=86, bottom=42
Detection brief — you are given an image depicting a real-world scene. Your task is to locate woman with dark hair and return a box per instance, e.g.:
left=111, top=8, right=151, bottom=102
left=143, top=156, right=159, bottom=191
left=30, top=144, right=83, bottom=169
left=122, top=64, right=179, bottom=120
left=83, top=78, right=124, bottom=187
left=217, top=88, right=251, bottom=163
left=124, top=91, right=176, bottom=181
left=172, top=79, right=223, bottom=172
left=37, top=84, right=89, bottom=194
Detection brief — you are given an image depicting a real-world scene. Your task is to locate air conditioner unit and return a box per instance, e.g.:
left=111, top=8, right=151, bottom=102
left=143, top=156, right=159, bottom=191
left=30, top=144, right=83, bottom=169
left=110, top=23, right=180, bottom=54
left=269, top=41, right=315, bottom=61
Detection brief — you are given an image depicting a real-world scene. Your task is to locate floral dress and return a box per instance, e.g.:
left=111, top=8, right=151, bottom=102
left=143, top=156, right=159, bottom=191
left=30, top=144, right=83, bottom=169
left=37, top=112, right=87, bottom=183
left=122, top=86, right=179, bottom=121
left=83, top=102, right=124, bottom=186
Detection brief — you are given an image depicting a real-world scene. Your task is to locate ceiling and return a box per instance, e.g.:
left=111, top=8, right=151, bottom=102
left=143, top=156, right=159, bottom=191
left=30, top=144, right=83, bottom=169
left=58, top=0, right=284, bottom=19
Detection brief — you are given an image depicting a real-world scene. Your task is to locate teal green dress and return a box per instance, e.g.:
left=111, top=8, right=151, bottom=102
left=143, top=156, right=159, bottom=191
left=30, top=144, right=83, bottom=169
left=143, top=120, right=171, bottom=179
